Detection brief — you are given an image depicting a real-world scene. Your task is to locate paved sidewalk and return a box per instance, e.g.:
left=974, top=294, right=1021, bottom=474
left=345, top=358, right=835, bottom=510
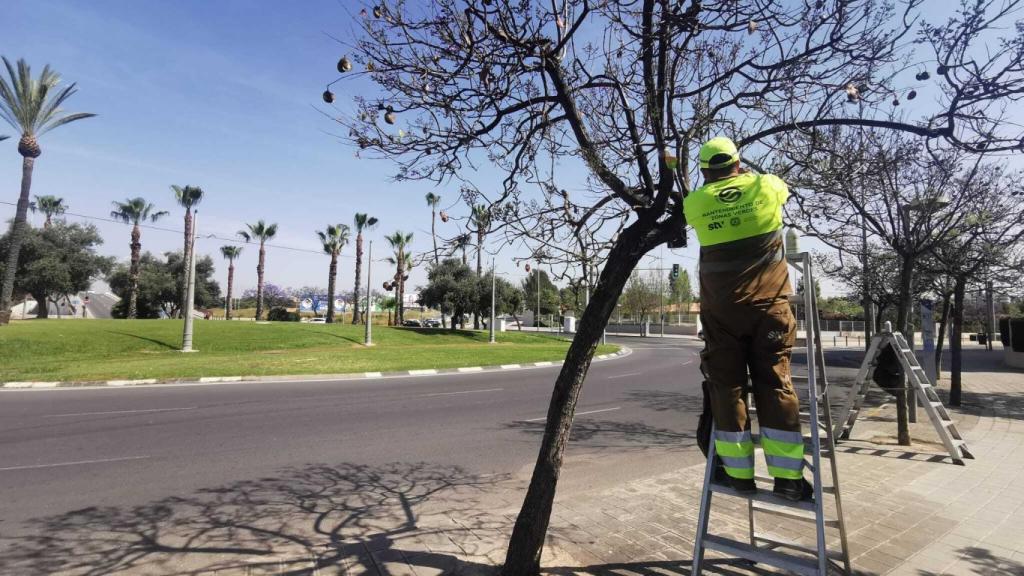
left=539, top=348, right=1024, bottom=576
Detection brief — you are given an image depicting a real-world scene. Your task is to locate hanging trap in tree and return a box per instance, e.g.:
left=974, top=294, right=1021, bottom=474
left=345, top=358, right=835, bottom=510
left=373, top=5, right=382, bottom=18
left=916, top=71, right=930, bottom=81
left=322, top=90, right=335, bottom=103
left=907, top=90, right=917, bottom=100
left=747, top=20, right=758, bottom=34
left=337, top=56, right=352, bottom=73
left=384, top=111, right=396, bottom=124
left=845, top=83, right=860, bottom=102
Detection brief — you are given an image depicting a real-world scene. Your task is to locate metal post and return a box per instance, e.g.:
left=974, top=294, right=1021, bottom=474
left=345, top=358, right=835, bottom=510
left=987, top=280, right=996, bottom=351
left=489, top=256, right=496, bottom=344
left=364, top=241, right=373, bottom=346
left=535, top=267, right=540, bottom=330
left=181, top=212, right=198, bottom=352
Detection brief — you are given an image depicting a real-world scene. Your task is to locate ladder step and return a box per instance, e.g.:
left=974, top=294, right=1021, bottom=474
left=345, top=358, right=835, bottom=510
left=703, top=534, right=820, bottom=576
left=752, top=531, right=845, bottom=561
left=752, top=501, right=841, bottom=527
left=754, top=474, right=837, bottom=494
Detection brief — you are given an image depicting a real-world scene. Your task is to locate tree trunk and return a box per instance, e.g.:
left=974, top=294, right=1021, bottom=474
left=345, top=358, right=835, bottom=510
left=226, top=262, right=235, bottom=320
left=0, top=155, right=36, bottom=326
left=893, top=253, right=914, bottom=446
left=327, top=252, right=338, bottom=323
left=935, top=290, right=951, bottom=381
left=31, top=291, right=49, bottom=319
left=255, top=241, right=266, bottom=321
left=180, top=209, right=193, bottom=318
left=393, top=251, right=405, bottom=323
left=352, top=233, right=363, bottom=324
left=128, top=224, right=142, bottom=319
left=474, top=232, right=483, bottom=330
left=950, top=276, right=966, bottom=406
left=432, top=211, right=447, bottom=329
left=502, top=217, right=665, bottom=575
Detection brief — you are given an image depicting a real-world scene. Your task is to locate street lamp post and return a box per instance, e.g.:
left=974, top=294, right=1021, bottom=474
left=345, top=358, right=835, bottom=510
left=489, top=256, right=496, bottom=344
left=364, top=241, right=373, bottom=346
left=535, top=266, right=540, bottom=331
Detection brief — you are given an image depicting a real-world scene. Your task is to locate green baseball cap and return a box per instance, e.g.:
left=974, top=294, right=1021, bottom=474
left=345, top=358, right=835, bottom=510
left=699, top=137, right=740, bottom=169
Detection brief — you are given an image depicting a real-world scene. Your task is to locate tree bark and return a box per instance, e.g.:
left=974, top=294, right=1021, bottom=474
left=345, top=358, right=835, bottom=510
left=226, top=262, right=235, bottom=320
left=353, top=233, right=363, bottom=324
left=180, top=209, right=193, bottom=318
left=327, top=252, right=338, bottom=323
left=31, top=291, right=49, bottom=319
left=950, top=276, right=966, bottom=406
left=935, top=290, right=951, bottom=381
left=255, top=241, right=266, bottom=321
left=893, top=252, right=914, bottom=446
left=502, top=216, right=668, bottom=575
left=0, top=155, right=36, bottom=326
left=128, top=224, right=142, bottom=319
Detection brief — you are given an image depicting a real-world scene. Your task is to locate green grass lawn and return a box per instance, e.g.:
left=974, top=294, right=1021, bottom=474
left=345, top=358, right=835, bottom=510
left=0, top=320, right=617, bottom=382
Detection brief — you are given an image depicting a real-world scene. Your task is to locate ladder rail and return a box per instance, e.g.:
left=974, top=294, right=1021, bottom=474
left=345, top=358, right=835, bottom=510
left=802, top=253, right=828, bottom=576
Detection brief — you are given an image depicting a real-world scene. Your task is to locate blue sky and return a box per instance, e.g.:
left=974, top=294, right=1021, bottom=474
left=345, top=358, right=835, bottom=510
left=0, top=0, right=702, bottom=298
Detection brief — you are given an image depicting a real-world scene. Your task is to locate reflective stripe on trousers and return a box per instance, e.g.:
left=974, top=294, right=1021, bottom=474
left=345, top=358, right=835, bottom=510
left=761, top=427, right=805, bottom=479
left=714, top=429, right=754, bottom=479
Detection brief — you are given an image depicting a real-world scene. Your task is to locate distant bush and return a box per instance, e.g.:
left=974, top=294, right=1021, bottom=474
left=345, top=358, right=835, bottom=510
left=267, top=307, right=299, bottom=322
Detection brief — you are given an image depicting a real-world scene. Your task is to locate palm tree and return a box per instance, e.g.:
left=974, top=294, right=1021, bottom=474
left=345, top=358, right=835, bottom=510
left=110, top=198, right=168, bottom=319
left=425, top=192, right=446, bottom=328
left=470, top=205, right=491, bottom=329
left=172, top=185, right=204, bottom=317
left=31, top=194, right=66, bottom=227
left=0, top=57, right=95, bottom=325
left=384, top=231, right=413, bottom=325
left=453, top=232, right=471, bottom=266
left=219, top=245, right=243, bottom=320
left=237, top=220, right=278, bottom=321
left=351, top=213, right=378, bottom=324
left=317, top=223, right=351, bottom=323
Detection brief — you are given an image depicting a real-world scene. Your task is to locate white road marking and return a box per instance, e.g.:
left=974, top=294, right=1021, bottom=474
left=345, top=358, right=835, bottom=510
left=408, top=369, right=438, bottom=375
left=500, top=364, right=521, bottom=369
left=364, top=372, right=383, bottom=378
left=44, top=406, right=198, bottom=418
left=607, top=372, right=642, bottom=380
left=421, top=388, right=503, bottom=398
left=525, top=406, right=621, bottom=422
left=457, top=367, right=484, bottom=373
left=534, top=361, right=554, bottom=366
left=0, top=455, right=151, bottom=472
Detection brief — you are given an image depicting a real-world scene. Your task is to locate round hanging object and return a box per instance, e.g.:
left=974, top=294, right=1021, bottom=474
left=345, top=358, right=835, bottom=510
left=360, top=8, right=367, bottom=17
left=845, top=83, right=859, bottom=102
left=373, top=5, right=382, bottom=18
left=524, top=264, right=531, bottom=273
left=937, top=65, right=948, bottom=75
left=892, top=98, right=900, bottom=106
left=383, top=281, right=392, bottom=290
left=916, top=71, right=930, bottom=81
left=366, top=61, right=375, bottom=72
left=322, top=90, right=335, bottom=103
left=384, top=111, right=396, bottom=124
left=907, top=90, right=917, bottom=100
left=747, top=20, right=758, bottom=34
left=338, top=56, right=352, bottom=73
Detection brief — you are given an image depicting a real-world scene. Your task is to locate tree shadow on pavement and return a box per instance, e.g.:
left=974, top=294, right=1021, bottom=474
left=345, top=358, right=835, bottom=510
left=623, top=389, right=706, bottom=413
left=915, top=546, right=1024, bottom=576
left=0, top=462, right=508, bottom=576
left=506, top=419, right=695, bottom=450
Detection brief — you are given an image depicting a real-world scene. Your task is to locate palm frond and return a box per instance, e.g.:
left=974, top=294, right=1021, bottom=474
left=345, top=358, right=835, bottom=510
left=0, top=57, right=93, bottom=137
left=220, top=245, right=243, bottom=260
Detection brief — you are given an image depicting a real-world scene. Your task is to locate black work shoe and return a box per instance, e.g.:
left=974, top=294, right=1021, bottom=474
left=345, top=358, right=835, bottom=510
left=729, top=477, right=757, bottom=494
left=773, top=478, right=814, bottom=502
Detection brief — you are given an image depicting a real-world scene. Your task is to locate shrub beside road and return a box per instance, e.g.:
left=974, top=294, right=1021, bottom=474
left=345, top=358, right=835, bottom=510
left=0, top=320, right=615, bottom=383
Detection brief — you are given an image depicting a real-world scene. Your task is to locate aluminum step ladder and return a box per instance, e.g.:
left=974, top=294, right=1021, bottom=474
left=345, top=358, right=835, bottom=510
left=833, top=321, right=975, bottom=465
left=691, top=252, right=851, bottom=576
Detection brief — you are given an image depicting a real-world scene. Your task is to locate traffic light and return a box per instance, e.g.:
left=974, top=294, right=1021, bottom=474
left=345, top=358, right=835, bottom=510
left=671, top=263, right=680, bottom=279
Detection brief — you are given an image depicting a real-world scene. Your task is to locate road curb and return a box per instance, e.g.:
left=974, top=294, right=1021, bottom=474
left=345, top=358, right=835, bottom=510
left=0, top=347, right=632, bottom=390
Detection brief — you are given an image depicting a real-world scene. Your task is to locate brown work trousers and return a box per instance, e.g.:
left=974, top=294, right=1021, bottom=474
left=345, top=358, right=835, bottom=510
left=700, top=298, right=801, bottom=436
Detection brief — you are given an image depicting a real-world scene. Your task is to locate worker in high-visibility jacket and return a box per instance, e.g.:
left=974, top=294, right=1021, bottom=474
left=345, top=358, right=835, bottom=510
left=683, top=136, right=811, bottom=502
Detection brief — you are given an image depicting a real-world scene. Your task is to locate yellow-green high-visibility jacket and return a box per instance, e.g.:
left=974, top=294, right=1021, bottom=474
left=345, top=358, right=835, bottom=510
left=683, top=173, right=788, bottom=246
left=683, top=173, right=792, bottom=306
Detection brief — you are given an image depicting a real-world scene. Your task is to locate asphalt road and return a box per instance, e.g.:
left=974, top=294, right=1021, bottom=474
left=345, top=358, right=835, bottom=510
left=0, top=337, right=710, bottom=542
